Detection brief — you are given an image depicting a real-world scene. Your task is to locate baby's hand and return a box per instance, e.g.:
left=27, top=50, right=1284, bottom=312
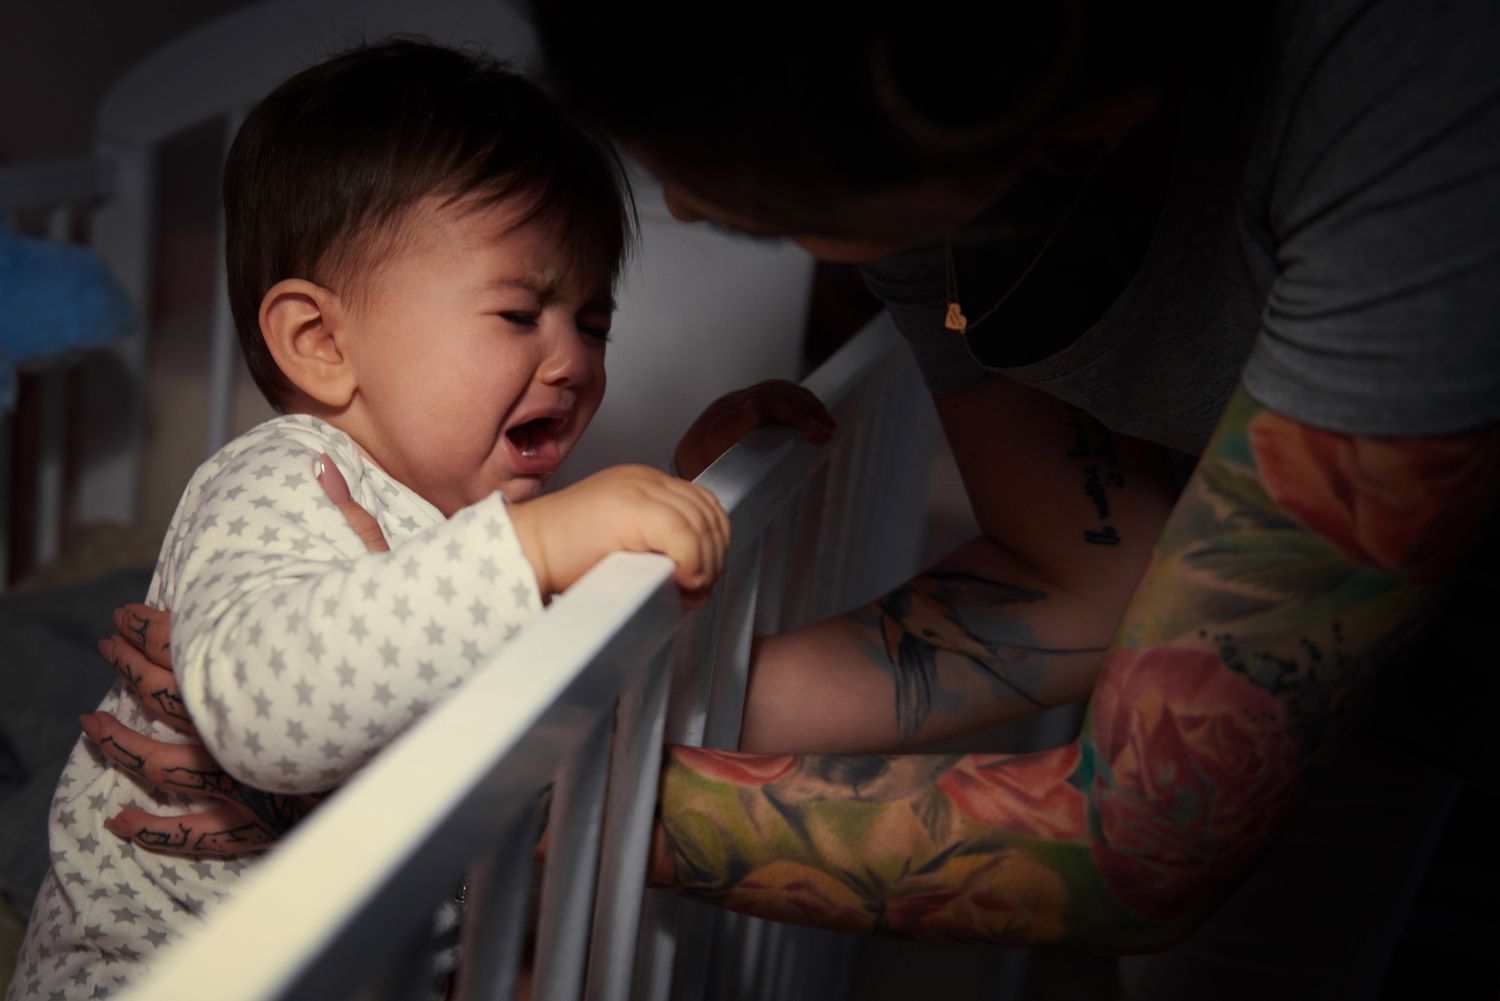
left=674, top=380, right=836, bottom=481
left=510, top=464, right=729, bottom=601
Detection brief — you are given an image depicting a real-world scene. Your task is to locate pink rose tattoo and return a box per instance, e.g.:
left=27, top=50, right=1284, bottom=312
left=1248, top=411, right=1495, bottom=579
left=671, top=747, right=798, bottom=786
left=937, top=745, right=1087, bottom=841
left=1087, top=646, right=1299, bottom=921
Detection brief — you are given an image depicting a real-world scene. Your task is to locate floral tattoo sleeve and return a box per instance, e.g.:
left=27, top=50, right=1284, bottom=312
left=650, top=387, right=1500, bottom=946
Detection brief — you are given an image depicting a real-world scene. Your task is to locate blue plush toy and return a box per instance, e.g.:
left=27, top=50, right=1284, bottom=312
left=0, top=221, right=137, bottom=410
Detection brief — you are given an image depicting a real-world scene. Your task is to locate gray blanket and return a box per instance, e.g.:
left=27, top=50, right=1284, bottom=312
left=0, top=567, right=151, bottom=913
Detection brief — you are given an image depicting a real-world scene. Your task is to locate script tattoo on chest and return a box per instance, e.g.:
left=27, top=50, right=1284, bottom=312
left=1065, top=409, right=1125, bottom=546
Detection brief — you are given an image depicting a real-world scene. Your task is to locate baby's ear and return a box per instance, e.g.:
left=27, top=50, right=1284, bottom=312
left=260, top=279, right=355, bottom=409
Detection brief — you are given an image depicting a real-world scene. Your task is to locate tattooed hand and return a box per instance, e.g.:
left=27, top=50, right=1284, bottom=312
left=80, top=706, right=320, bottom=856
left=99, top=605, right=193, bottom=736
left=88, top=455, right=386, bottom=856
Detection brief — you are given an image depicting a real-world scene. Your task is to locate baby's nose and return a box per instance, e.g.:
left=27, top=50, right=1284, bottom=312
left=539, top=328, right=594, bottom=385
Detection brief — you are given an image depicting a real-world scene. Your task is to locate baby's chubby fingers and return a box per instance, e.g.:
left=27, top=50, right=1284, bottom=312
left=642, top=485, right=727, bottom=592
left=660, top=479, right=730, bottom=588
left=693, top=482, right=732, bottom=580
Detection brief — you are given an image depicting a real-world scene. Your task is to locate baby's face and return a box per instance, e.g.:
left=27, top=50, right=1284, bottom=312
left=340, top=196, right=611, bottom=514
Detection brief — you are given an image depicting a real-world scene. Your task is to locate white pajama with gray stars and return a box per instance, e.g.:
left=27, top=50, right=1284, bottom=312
left=8, top=414, right=543, bottom=1000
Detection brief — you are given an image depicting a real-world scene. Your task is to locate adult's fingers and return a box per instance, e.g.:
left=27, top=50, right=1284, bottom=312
left=80, top=712, right=238, bottom=803
left=98, top=636, right=197, bottom=738
left=104, top=804, right=276, bottom=857
left=740, top=381, right=836, bottom=440
left=113, top=603, right=173, bottom=668
left=677, top=384, right=836, bottom=479
left=315, top=452, right=391, bottom=553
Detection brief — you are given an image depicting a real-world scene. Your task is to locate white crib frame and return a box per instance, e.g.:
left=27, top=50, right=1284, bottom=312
left=113, top=316, right=939, bottom=1001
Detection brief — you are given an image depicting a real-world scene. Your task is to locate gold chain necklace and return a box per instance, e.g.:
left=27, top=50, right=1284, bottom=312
left=943, top=176, right=1091, bottom=335
left=941, top=86, right=1166, bottom=335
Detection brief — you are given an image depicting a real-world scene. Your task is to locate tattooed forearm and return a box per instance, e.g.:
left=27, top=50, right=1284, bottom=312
left=871, top=570, right=1105, bottom=739
left=1066, top=409, right=1126, bottom=546
left=652, top=388, right=1500, bottom=948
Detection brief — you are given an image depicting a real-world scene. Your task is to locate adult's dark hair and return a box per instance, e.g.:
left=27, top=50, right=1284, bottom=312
left=530, top=2, right=1247, bottom=234
left=225, top=38, right=634, bottom=407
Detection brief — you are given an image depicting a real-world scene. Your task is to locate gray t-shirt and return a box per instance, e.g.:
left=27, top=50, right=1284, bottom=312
left=857, top=0, right=1500, bottom=781
left=860, top=0, right=1500, bottom=450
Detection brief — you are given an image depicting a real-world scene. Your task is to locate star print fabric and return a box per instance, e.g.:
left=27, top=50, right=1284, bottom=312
left=7, top=414, right=543, bottom=1000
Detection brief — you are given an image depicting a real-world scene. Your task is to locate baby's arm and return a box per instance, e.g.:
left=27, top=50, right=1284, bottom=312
left=507, top=464, right=729, bottom=599
left=168, top=429, right=542, bottom=795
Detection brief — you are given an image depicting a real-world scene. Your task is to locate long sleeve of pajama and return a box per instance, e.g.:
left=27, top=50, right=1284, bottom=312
left=8, top=414, right=544, bottom=1000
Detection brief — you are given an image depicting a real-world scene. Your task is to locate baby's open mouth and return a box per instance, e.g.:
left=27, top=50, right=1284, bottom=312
left=506, top=417, right=566, bottom=462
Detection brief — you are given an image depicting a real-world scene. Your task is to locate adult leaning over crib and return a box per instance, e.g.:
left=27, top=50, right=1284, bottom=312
left=88, top=1, right=1500, bottom=997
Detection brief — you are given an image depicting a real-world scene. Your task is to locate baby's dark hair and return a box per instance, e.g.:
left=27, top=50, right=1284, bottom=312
left=224, top=38, right=634, bottom=407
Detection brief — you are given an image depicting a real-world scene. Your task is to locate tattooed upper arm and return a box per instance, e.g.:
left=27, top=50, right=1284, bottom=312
left=1083, top=388, right=1500, bottom=921
left=932, top=377, right=1179, bottom=609
left=869, top=569, right=1105, bottom=740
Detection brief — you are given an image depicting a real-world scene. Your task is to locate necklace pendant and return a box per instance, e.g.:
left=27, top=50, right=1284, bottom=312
left=944, top=301, right=968, bottom=334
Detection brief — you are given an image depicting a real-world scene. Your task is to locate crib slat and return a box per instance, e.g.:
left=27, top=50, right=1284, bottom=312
left=75, top=145, right=155, bottom=529
left=45, top=203, right=73, bottom=240
left=814, top=423, right=863, bottom=614
left=27, top=205, right=81, bottom=570
left=734, top=914, right=767, bottom=1001
left=33, top=368, right=68, bottom=567
left=532, top=716, right=613, bottom=1001
left=665, top=547, right=765, bottom=1000
left=628, top=893, right=679, bottom=1001
left=0, top=414, right=11, bottom=590
left=379, top=916, right=450, bottom=1001
left=628, top=595, right=722, bottom=1001
left=454, top=812, right=542, bottom=1001
left=0, top=156, right=115, bottom=211
left=583, top=645, right=672, bottom=1001
left=700, top=548, right=762, bottom=751
left=749, top=505, right=792, bottom=639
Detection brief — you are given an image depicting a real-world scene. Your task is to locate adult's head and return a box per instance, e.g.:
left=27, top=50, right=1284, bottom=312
left=531, top=2, right=1196, bottom=260
left=224, top=37, right=633, bottom=408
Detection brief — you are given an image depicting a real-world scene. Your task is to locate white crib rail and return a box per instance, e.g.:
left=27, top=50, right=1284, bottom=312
left=115, top=315, right=938, bottom=1001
